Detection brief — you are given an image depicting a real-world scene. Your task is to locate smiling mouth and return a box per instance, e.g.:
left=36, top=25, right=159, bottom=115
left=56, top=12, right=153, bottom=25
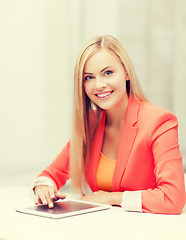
left=95, top=91, right=114, bottom=99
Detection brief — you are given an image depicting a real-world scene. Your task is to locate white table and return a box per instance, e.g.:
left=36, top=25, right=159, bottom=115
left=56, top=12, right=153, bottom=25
left=0, top=186, right=186, bottom=240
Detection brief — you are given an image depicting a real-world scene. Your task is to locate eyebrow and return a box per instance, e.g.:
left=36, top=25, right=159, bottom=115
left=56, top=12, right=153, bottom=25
left=101, top=66, right=111, bottom=72
left=83, top=72, right=93, bottom=75
left=83, top=66, right=112, bottom=75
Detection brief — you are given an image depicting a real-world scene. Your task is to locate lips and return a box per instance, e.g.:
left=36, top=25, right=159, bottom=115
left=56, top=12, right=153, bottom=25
left=95, top=90, right=114, bottom=99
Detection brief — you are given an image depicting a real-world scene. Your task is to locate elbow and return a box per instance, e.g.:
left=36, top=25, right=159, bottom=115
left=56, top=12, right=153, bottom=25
left=168, top=194, right=186, bottom=215
left=161, top=191, right=186, bottom=215
left=142, top=190, right=186, bottom=215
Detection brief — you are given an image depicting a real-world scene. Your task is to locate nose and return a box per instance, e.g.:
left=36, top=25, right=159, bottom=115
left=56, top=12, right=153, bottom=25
left=94, top=77, right=107, bottom=91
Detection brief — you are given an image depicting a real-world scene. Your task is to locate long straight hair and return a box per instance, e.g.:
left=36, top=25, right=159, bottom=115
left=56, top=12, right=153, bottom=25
left=70, top=35, right=147, bottom=193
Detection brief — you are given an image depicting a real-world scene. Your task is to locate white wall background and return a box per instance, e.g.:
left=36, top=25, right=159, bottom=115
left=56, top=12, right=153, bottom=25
left=0, top=0, right=186, bottom=187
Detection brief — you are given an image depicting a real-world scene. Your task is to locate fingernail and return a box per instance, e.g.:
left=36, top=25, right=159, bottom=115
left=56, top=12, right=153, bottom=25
left=49, top=203, right=53, bottom=208
left=51, top=195, right=55, bottom=199
left=43, top=201, right=47, bottom=205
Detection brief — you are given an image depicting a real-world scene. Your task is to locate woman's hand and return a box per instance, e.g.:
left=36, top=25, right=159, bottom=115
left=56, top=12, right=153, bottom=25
left=80, top=190, right=122, bottom=206
left=34, top=185, right=66, bottom=208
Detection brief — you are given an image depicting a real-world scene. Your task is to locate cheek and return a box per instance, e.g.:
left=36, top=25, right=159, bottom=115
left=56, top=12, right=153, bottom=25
left=120, top=79, right=127, bottom=90
left=113, top=76, right=126, bottom=90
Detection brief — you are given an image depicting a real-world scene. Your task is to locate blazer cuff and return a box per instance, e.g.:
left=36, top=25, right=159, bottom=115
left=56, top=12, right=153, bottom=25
left=121, top=191, right=143, bottom=212
left=32, top=176, right=57, bottom=193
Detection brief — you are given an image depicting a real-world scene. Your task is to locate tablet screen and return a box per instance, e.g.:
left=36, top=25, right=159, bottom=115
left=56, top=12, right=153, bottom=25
left=16, top=199, right=110, bottom=219
left=26, top=201, right=102, bottom=214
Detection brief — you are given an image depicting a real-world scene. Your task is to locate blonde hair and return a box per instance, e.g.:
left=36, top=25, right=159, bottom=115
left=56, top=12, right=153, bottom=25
left=70, top=35, right=147, bottom=193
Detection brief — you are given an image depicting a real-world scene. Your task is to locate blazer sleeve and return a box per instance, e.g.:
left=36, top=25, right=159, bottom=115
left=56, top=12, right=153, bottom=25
left=37, top=141, right=70, bottom=190
left=142, top=112, right=186, bottom=214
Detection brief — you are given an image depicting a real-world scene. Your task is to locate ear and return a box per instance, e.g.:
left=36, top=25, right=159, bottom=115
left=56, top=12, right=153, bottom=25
left=125, top=71, right=130, bottom=80
left=124, top=68, right=130, bottom=80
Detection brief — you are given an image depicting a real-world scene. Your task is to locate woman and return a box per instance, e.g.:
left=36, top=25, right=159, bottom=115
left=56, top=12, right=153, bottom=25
left=34, top=35, right=186, bottom=214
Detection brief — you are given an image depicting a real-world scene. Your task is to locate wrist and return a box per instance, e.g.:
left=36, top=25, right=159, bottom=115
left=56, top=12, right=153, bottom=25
left=33, top=176, right=57, bottom=193
left=109, top=192, right=122, bottom=206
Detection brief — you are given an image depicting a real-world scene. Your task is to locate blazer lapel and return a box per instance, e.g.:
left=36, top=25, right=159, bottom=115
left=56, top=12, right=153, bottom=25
left=112, top=95, right=140, bottom=191
left=86, top=112, right=106, bottom=191
left=86, top=95, right=140, bottom=192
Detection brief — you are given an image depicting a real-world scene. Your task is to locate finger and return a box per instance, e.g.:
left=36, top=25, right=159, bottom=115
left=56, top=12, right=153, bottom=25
left=35, top=193, right=43, bottom=204
left=45, top=191, right=54, bottom=208
left=48, top=186, right=56, bottom=200
left=38, top=192, right=48, bottom=206
left=34, top=193, right=39, bottom=205
left=56, top=191, right=66, bottom=200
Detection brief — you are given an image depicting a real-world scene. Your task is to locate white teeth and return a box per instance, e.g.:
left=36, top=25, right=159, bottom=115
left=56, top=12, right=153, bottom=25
left=97, top=92, right=112, bottom=98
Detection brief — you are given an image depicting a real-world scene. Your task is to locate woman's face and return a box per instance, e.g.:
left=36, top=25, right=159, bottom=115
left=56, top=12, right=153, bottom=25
left=83, top=48, right=129, bottom=111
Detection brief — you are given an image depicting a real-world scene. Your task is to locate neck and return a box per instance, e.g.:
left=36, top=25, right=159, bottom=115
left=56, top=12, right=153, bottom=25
left=105, top=94, right=129, bottom=128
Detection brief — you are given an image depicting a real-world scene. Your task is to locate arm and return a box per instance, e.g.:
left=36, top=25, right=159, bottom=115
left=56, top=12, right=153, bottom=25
left=141, top=113, right=185, bottom=214
left=81, top=113, right=185, bottom=214
left=37, top=141, right=70, bottom=190
left=33, top=141, right=70, bottom=208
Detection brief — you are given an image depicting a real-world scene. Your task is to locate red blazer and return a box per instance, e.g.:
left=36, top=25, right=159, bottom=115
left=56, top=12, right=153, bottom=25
left=38, top=95, right=186, bottom=214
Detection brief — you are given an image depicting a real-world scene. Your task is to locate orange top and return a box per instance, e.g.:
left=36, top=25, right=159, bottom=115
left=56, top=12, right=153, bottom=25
left=97, top=152, right=116, bottom=192
left=38, top=95, right=186, bottom=214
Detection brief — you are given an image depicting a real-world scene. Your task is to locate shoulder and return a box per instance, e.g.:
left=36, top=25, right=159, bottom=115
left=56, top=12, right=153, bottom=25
left=137, top=100, right=178, bottom=133
left=139, top=100, right=177, bottom=123
left=136, top=101, right=179, bottom=145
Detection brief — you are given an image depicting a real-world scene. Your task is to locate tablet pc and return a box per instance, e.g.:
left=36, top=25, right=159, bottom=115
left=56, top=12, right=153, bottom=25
left=16, top=199, right=111, bottom=219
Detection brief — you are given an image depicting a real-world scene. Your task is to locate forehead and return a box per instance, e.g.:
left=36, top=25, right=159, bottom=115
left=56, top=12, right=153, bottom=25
left=84, top=48, right=122, bottom=72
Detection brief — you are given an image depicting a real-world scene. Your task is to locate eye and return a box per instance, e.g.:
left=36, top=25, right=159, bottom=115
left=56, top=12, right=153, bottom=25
left=84, top=75, right=94, bottom=81
left=104, top=70, right=113, bottom=76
